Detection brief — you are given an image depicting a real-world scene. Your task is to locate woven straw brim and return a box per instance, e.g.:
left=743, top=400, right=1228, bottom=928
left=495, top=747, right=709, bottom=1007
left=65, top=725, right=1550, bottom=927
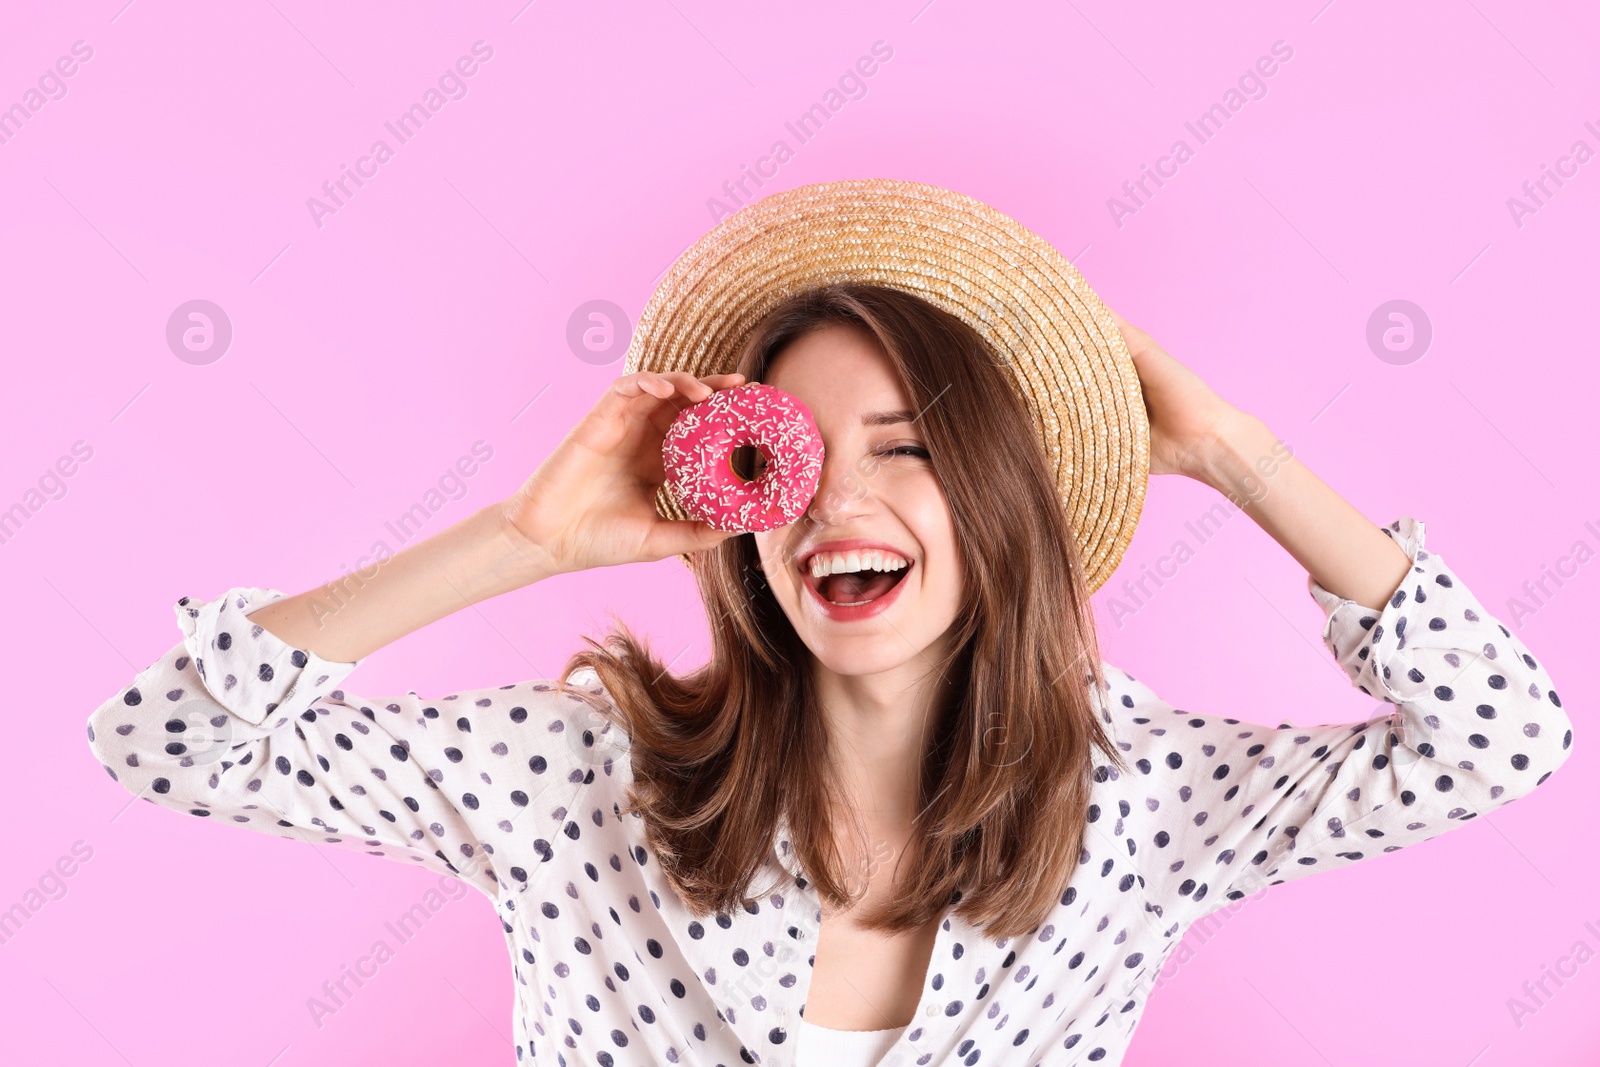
left=624, top=178, right=1148, bottom=596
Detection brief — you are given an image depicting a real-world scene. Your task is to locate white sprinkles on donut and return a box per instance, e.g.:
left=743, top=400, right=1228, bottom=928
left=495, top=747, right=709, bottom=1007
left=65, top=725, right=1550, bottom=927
left=661, top=383, right=826, bottom=533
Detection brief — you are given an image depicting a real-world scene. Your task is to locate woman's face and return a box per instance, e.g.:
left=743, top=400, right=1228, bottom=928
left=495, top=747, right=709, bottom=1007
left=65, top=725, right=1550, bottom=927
left=752, top=323, right=964, bottom=679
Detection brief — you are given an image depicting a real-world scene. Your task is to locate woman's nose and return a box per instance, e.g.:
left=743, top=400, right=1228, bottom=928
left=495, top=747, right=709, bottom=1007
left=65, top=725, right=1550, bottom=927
left=806, top=448, right=873, bottom=525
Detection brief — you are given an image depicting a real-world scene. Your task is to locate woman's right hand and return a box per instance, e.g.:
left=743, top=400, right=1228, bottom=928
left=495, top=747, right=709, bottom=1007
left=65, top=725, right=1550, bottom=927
left=498, top=369, right=749, bottom=577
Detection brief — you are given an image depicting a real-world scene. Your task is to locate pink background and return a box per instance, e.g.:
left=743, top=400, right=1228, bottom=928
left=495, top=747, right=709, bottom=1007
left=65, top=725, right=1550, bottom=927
left=4, top=0, right=1597, bottom=1063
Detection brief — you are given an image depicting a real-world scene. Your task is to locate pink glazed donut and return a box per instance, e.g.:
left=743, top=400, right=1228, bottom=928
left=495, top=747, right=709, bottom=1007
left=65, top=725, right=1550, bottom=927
left=661, top=383, right=826, bottom=533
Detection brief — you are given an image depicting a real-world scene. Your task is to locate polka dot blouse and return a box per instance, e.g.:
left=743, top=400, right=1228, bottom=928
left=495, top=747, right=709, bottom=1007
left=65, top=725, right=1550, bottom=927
left=86, top=515, right=1575, bottom=1066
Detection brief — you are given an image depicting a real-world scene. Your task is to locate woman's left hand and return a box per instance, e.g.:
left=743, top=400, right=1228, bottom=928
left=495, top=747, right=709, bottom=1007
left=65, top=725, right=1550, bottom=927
left=1106, top=308, right=1246, bottom=480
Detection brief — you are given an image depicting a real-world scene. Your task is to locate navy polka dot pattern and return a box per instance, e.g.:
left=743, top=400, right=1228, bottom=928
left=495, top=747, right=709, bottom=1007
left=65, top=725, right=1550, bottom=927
left=1110, top=516, right=1574, bottom=928
left=86, top=516, right=1574, bottom=1066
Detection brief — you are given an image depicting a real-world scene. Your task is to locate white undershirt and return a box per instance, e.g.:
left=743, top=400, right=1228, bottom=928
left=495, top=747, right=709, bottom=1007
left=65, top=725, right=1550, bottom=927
left=795, top=1017, right=908, bottom=1067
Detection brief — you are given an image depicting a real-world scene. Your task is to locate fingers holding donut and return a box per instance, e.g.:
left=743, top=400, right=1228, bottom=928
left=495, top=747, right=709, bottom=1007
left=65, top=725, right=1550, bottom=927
left=500, top=369, right=753, bottom=576
left=613, top=371, right=753, bottom=447
left=611, top=371, right=750, bottom=439
left=638, top=517, right=743, bottom=562
left=617, top=370, right=745, bottom=402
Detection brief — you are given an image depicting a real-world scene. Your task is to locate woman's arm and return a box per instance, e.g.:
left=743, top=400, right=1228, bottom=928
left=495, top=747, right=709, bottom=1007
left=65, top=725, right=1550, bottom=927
left=1109, top=307, right=1410, bottom=612
left=86, top=370, right=745, bottom=897
left=85, top=580, right=616, bottom=900
left=1097, top=312, right=1575, bottom=923
left=1101, top=513, right=1574, bottom=920
left=242, top=367, right=746, bottom=665
left=246, top=504, right=555, bottom=665
left=1196, top=410, right=1412, bottom=613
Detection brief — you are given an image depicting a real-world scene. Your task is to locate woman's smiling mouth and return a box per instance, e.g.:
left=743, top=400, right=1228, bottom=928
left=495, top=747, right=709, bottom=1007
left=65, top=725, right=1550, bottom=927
left=796, top=539, right=916, bottom=621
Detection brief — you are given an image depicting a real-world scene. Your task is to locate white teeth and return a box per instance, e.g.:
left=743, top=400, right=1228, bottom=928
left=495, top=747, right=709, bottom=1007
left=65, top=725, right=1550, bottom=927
left=806, top=549, right=910, bottom=579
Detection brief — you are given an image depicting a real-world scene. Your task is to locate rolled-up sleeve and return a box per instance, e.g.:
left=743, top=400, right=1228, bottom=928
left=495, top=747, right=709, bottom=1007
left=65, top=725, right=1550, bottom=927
left=86, top=586, right=615, bottom=902
left=1103, top=516, right=1575, bottom=922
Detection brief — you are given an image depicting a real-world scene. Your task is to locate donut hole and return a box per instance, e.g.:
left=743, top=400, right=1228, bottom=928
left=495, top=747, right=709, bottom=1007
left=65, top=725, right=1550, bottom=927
left=728, top=442, right=770, bottom=483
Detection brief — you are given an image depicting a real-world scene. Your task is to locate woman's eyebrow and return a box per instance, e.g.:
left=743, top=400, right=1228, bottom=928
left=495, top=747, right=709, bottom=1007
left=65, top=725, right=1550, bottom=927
left=861, top=409, right=920, bottom=427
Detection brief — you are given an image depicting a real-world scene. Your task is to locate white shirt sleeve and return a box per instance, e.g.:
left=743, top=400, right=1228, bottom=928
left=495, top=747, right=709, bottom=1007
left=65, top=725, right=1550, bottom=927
left=1098, top=515, right=1575, bottom=924
left=85, top=585, right=620, bottom=902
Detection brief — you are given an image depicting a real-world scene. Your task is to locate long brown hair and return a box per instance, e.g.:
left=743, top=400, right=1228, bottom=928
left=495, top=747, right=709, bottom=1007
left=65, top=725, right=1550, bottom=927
left=560, top=283, right=1127, bottom=940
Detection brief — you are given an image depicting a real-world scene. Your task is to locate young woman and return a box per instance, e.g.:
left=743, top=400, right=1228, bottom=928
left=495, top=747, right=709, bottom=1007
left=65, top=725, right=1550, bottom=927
left=88, top=263, right=1574, bottom=1064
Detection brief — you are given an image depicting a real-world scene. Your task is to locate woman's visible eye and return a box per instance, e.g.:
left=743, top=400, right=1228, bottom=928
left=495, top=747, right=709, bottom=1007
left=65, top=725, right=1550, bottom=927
left=879, top=445, right=930, bottom=458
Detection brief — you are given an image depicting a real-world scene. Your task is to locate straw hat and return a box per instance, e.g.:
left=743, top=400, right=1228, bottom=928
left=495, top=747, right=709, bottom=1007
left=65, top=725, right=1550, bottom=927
left=624, top=177, right=1149, bottom=595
